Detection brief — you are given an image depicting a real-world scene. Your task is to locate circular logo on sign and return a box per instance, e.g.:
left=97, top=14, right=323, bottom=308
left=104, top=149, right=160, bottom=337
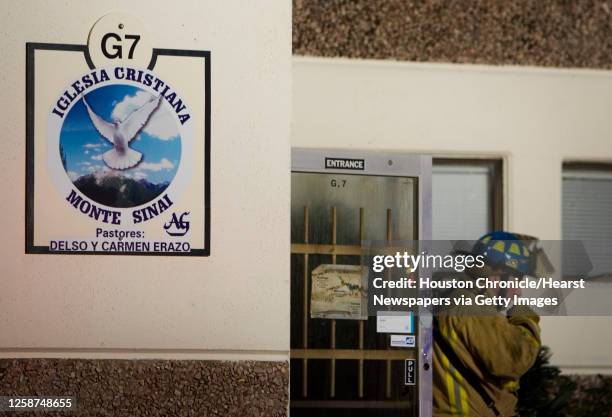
left=48, top=67, right=193, bottom=224
left=58, top=84, right=181, bottom=208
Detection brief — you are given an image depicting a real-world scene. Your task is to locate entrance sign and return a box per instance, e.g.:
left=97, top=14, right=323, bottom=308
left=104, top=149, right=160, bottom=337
left=324, top=157, right=365, bottom=170
left=26, top=13, right=210, bottom=256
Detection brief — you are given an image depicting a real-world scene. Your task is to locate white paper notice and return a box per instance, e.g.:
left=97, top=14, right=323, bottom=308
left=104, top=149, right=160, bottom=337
left=376, top=312, right=413, bottom=333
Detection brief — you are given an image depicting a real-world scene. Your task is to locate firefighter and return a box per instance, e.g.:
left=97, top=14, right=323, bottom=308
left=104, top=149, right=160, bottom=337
left=433, top=231, right=541, bottom=417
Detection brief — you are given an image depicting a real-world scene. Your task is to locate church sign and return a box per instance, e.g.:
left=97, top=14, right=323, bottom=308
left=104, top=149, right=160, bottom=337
left=26, top=13, right=210, bottom=255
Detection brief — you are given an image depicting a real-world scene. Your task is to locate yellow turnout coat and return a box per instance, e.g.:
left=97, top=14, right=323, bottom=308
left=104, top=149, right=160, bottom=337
left=433, top=287, right=541, bottom=417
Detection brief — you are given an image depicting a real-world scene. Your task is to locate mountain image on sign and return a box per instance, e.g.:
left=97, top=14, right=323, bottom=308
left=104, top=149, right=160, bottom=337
left=59, top=84, right=181, bottom=208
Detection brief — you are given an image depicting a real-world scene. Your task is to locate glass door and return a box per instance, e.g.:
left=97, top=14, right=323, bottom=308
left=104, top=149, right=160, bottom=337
left=290, top=149, right=432, bottom=417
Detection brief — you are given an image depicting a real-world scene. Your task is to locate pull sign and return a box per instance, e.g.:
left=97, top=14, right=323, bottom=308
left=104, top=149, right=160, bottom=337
left=325, top=157, right=365, bottom=171
left=405, top=359, right=416, bottom=385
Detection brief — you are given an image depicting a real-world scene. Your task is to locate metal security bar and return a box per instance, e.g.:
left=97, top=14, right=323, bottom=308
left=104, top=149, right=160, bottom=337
left=290, top=204, right=415, bottom=412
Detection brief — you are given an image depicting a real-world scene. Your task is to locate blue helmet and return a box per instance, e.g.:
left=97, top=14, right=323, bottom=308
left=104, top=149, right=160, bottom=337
left=472, top=231, right=532, bottom=276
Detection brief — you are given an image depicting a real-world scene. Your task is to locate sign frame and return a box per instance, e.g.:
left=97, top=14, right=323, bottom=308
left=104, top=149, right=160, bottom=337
left=25, top=42, right=211, bottom=256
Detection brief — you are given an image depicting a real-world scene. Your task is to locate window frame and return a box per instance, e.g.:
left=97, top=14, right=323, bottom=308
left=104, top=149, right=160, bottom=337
left=563, top=161, right=612, bottom=174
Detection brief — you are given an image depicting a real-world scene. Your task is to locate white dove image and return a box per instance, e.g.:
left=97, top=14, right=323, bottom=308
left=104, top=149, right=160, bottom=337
left=82, top=94, right=162, bottom=170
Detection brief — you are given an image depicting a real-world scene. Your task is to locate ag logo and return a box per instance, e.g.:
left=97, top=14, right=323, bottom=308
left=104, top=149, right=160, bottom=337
left=164, top=212, right=190, bottom=236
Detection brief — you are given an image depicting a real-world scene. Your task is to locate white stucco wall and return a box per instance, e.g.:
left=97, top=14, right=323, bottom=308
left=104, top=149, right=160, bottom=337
left=0, top=0, right=291, bottom=360
left=292, top=56, right=612, bottom=373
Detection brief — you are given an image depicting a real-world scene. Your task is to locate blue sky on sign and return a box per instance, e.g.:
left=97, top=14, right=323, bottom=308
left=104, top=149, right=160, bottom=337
left=59, top=84, right=181, bottom=185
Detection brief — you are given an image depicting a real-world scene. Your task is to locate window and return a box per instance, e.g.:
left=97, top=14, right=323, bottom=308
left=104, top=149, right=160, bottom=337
left=562, top=163, right=612, bottom=277
left=432, top=159, right=503, bottom=241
